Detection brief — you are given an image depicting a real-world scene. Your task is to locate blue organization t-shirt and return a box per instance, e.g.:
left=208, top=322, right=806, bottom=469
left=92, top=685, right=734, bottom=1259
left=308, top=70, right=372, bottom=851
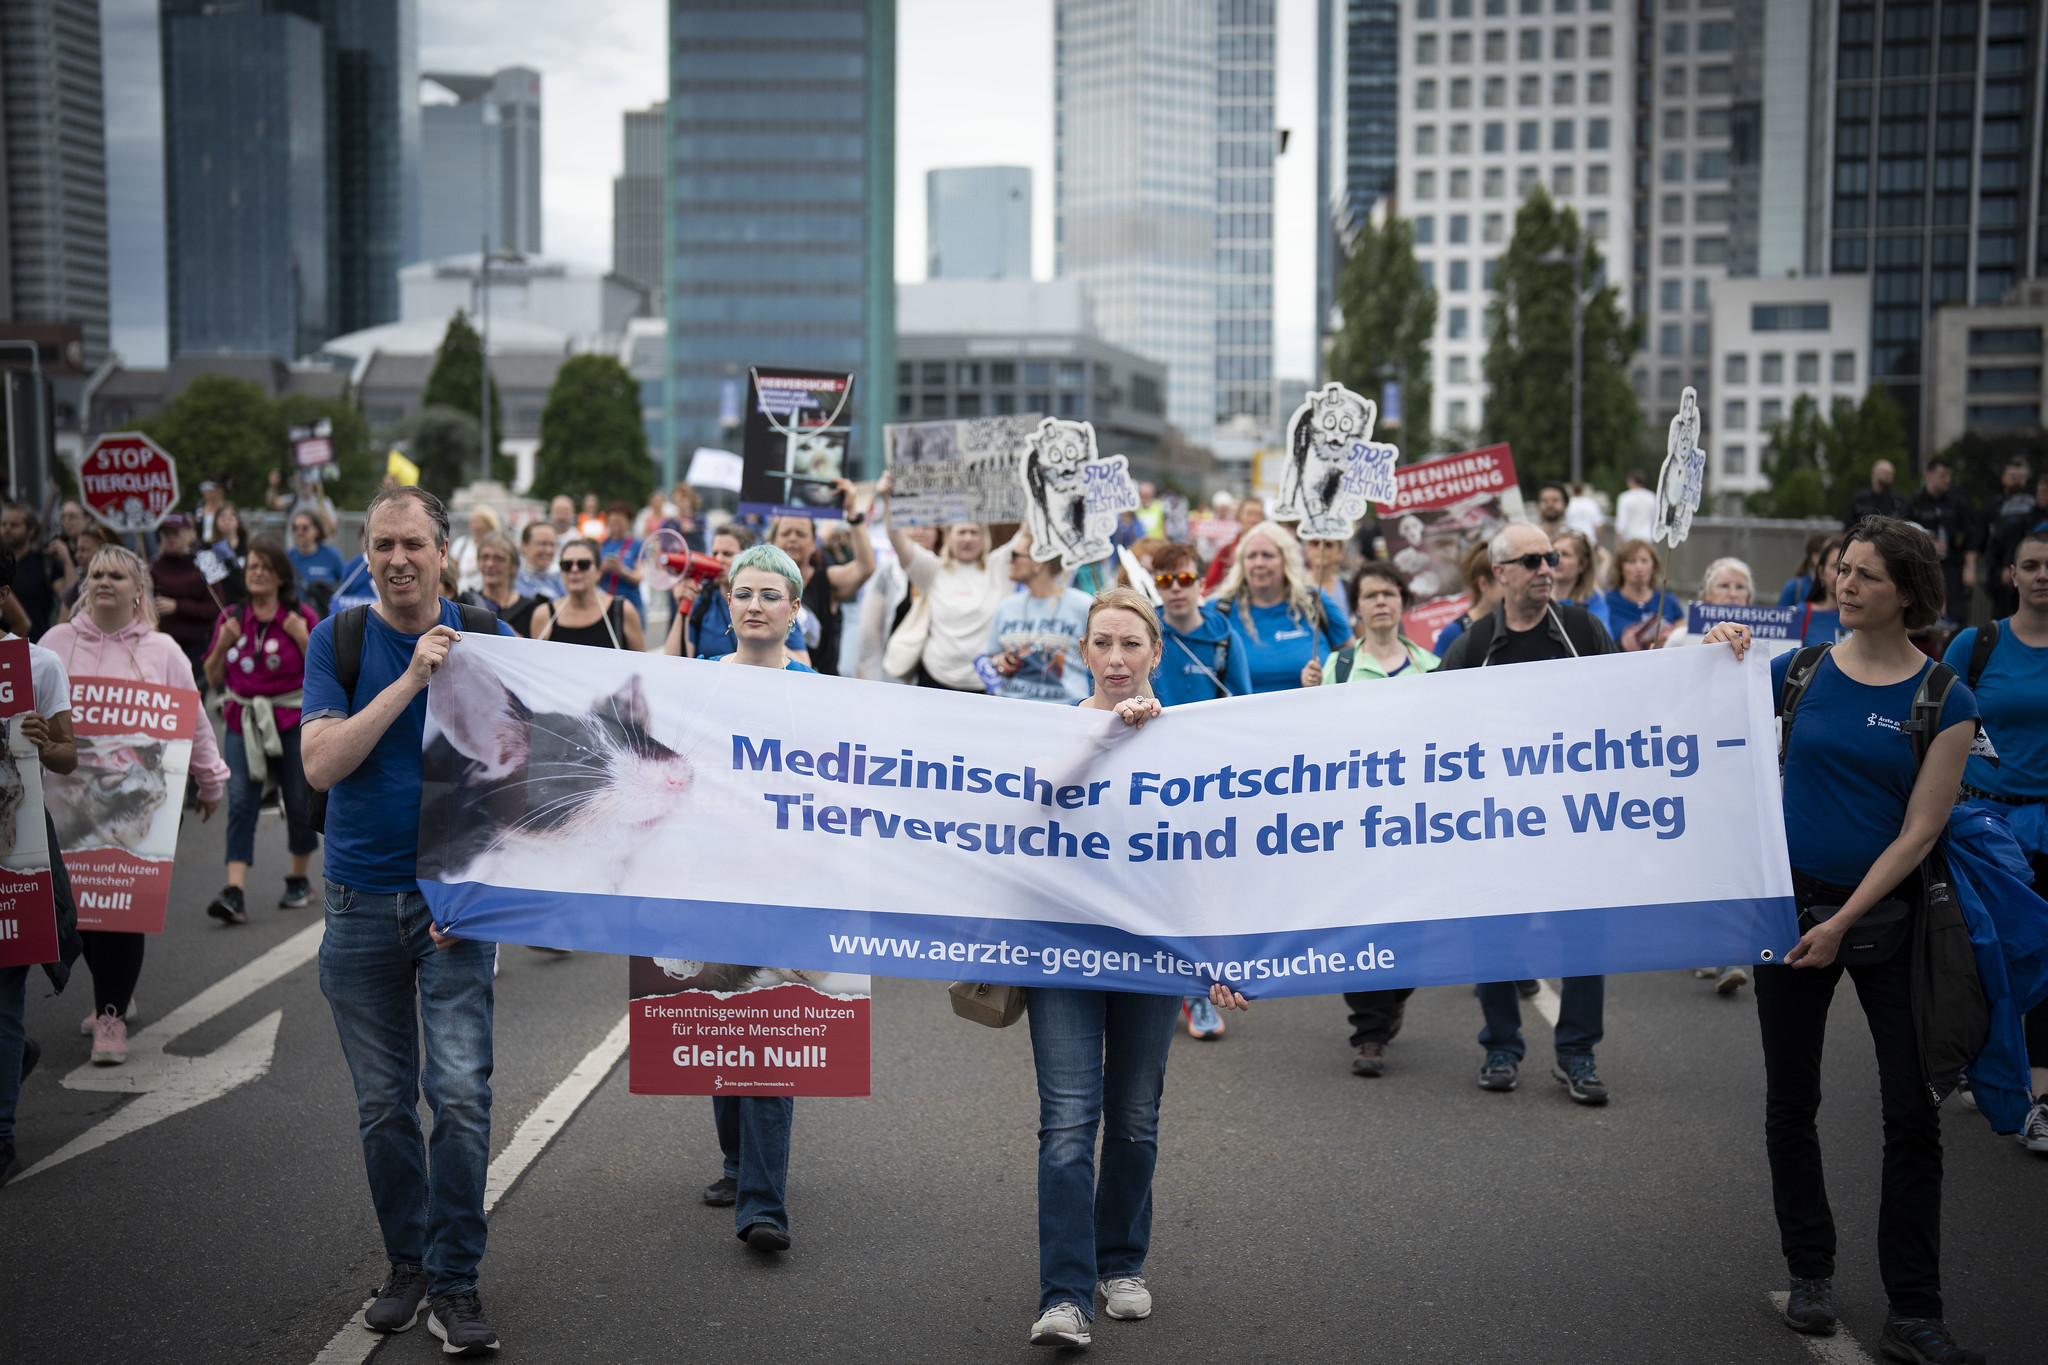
left=1233, top=591, right=1349, bottom=694
left=691, top=591, right=805, bottom=660
left=1598, top=588, right=1683, bottom=642
left=1773, top=650, right=1979, bottom=887
left=289, top=543, right=347, bottom=592
left=1155, top=604, right=1253, bottom=707
left=986, top=586, right=1094, bottom=702
left=600, top=537, right=643, bottom=612
left=1777, top=575, right=1813, bottom=607
left=329, top=555, right=377, bottom=615
left=302, top=600, right=518, bottom=893
left=1943, top=624, right=2048, bottom=799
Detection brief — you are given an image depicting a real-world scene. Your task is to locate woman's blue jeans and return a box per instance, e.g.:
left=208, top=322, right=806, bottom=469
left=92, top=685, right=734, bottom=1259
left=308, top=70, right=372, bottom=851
left=1027, top=987, right=1180, bottom=1318
left=712, top=1096, right=794, bottom=1236
left=223, top=725, right=318, bottom=866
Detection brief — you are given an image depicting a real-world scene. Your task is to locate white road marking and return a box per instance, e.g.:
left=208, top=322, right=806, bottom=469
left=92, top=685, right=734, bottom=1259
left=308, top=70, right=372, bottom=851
left=12, top=921, right=325, bottom=1182
left=1766, top=1293, right=1880, bottom=1364
left=306, top=1013, right=631, bottom=1365
left=1532, top=978, right=1562, bottom=1027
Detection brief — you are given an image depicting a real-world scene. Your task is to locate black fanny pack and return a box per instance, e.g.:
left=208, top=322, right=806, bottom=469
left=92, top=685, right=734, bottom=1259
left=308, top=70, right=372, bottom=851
left=1794, top=870, right=1919, bottom=968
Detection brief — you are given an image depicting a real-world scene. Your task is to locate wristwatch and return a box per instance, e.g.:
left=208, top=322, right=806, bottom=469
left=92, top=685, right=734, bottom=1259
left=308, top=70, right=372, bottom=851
left=846, top=509, right=866, bottom=526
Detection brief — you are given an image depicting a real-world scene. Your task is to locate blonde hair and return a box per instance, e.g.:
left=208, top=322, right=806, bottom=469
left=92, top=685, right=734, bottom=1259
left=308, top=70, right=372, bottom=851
left=1083, top=586, right=1162, bottom=699
left=938, top=521, right=989, bottom=571
left=1210, top=519, right=1321, bottom=643
left=85, top=543, right=159, bottom=627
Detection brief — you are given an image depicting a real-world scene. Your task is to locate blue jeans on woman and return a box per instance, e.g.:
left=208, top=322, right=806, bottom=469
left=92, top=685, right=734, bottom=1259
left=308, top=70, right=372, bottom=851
left=712, top=1096, right=794, bottom=1236
left=1027, top=987, right=1180, bottom=1319
left=1477, top=975, right=1605, bottom=1062
left=223, top=725, right=318, bottom=865
left=317, top=882, right=495, bottom=1299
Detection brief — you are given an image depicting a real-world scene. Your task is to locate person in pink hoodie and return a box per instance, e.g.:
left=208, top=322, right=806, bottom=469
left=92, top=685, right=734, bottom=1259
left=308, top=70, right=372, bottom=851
left=41, top=543, right=227, bottom=1063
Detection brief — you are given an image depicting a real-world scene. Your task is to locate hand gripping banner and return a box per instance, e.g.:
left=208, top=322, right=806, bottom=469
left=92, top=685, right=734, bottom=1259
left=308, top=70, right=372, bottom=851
left=416, top=637, right=1798, bottom=999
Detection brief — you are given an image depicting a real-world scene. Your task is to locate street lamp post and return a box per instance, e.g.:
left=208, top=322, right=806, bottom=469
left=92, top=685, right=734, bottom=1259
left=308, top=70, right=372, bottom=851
left=1538, top=239, right=1585, bottom=486
left=479, top=234, right=492, bottom=488
left=0, top=338, right=47, bottom=505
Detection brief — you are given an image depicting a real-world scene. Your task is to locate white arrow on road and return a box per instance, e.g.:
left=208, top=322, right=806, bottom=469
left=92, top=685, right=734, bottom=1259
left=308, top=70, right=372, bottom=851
left=11, top=920, right=324, bottom=1182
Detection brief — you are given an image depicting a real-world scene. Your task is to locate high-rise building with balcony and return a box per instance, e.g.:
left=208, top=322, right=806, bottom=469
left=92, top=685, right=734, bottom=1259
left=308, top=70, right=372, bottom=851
left=667, top=0, right=894, bottom=479
left=926, top=166, right=1031, bottom=280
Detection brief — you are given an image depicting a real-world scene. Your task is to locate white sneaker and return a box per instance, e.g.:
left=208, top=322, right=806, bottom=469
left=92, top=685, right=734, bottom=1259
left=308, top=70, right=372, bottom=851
left=2021, top=1097, right=2048, bottom=1153
left=80, top=999, right=136, bottom=1035
left=1715, top=966, right=1749, bottom=995
left=1099, top=1276, right=1153, bottom=1321
left=1029, top=1303, right=1091, bottom=1347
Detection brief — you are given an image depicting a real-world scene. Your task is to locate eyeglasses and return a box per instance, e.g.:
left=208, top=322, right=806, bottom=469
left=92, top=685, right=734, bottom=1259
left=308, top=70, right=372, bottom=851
left=1496, top=551, right=1560, bottom=571
left=730, top=588, right=788, bottom=605
left=559, top=558, right=597, bottom=572
left=1153, top=571, right=1197, bottom=589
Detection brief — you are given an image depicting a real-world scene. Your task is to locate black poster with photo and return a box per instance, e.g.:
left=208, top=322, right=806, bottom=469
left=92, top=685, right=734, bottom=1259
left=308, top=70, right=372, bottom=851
left=737, top=366, right=856, bottom=519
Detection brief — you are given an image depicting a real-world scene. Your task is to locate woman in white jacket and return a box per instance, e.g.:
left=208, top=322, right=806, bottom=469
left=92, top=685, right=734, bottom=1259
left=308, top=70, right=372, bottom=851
left=873, top=470, right=1013, bottom=691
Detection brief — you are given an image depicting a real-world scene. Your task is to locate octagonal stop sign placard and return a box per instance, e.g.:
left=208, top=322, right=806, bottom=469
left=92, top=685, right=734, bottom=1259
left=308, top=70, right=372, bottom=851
left=80, top=432, right=180, bottom=533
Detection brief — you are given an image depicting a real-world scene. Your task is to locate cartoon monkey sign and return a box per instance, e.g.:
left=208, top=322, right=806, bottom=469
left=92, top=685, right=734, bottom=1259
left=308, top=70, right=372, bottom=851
left=1653, top=386, right=1707, bottom=548
left=1273, top=383, right=1401, bottom=540
left=1018, top=417, right=1140, bottom=571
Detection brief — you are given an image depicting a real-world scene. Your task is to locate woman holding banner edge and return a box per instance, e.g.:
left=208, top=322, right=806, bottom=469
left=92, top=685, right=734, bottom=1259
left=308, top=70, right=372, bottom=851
left=1025, top=585, right=1247, bottom=1349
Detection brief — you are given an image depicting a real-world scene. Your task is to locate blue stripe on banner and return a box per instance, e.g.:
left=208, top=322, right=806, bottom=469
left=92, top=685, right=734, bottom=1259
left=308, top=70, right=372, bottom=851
left=420, top=881, right=1800, bottom=1000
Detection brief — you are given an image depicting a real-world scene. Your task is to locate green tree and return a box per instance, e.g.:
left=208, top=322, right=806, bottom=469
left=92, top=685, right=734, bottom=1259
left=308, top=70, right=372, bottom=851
left=388, top=405, right=498, bottom=503
left=1745, top=386, right=1910, bottom=519
left=1326, top=214, right=1436, bottom=458
left=139, top=374, right=287, bottom=510
left=1481, top=189, right=1643, bottom=488
left=529, top=353, right=656, bottom=505
left=421, top=310, right=503, bottom=442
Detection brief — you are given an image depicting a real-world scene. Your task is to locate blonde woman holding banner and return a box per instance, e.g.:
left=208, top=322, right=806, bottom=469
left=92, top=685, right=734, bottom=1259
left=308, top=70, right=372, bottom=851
left=1025, top=586, right=1247, bottom=1349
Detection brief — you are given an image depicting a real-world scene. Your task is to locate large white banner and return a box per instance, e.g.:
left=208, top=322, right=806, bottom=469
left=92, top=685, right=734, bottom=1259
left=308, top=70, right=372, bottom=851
left=417, top=638, right=1797, bottom=998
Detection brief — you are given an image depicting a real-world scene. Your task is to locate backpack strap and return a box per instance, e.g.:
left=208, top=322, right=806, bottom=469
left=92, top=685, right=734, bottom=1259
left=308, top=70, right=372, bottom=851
left=332, top=604, right=370, bottom=710
left=1776, top=643, right=1831, bottom=763
left=1334, top=644, right=1358, bottom=684
left=1211, top=631, right=1233, bottom=699
left=1966, top=618, right=2001, bottom=692
left=1906, top=661, right=1960, bottom=770
left=453, top=601, right=501, bottom=637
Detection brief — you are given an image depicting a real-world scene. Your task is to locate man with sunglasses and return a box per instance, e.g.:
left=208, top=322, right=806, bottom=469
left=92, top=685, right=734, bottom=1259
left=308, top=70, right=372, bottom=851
left=1439, top=522, right=1619, bottom=1104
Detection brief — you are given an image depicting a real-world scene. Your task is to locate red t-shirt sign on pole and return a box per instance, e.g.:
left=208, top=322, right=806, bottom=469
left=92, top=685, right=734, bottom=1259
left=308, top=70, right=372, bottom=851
left=79, top=432, right=181, bottom=534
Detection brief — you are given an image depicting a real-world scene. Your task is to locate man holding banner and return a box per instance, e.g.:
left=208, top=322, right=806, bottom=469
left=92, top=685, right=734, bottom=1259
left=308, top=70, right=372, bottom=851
left=301, top=486, right=513, bottom=1356
left=1441, top=522, right=1621, bottom=1104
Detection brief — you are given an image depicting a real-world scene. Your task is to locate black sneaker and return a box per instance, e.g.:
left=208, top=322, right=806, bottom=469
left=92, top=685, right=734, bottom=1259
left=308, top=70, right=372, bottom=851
left=1782, top=1277, right=1837, bottom=1336
left=278, top=876, right=311, bottom=909
left=702, top=1175, right=737, bottom=1206
left=742, top=1221, right=790, bottom=1252
left=1552, top=1055, right=1609, bottom=1105
left=205, top=886, right=247, bottom=925
left=363, top=1263, right=429, bottom=1333
left=427, top=1289, right=500, bottom=1356
left=1880, top=1316, right=1986, bottom=1364
left=1517, top=979, right=1541, bottom=999
left=1478, top=1051, right=1519, bottom=1091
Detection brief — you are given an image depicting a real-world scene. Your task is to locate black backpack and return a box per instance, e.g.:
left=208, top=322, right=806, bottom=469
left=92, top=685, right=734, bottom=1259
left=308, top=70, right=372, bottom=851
left=1776, top=643, right=1987, bottom=1105
left=306, top=601, right=499, bottom=834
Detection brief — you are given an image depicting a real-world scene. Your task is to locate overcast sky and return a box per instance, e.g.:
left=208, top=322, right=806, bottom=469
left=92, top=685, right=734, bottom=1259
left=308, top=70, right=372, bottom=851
left=115, top=0, right=1320, bottom=378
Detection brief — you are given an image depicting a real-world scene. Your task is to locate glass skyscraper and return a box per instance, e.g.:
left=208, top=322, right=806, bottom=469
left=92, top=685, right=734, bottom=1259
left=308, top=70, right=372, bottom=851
left=1319, top=0, right=1399, bottom=380
left=666, top=0, right=895, bottom=477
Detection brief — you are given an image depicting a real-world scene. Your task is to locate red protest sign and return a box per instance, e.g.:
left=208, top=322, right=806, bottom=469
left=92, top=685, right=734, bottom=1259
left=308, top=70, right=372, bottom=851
left=79, top=432, right=181, bottom=533
left=1382, top=445, right=1521, bottom=650
left=627, top=956, right=870, bottom=1097
left=0, top=638, right=59, bottom=968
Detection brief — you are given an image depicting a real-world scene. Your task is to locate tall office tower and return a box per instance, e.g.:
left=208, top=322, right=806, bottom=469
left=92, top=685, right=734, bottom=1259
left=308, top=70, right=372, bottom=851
left=668, top=0, right=894, bottom=480
left=419, top=67, right=543, bottom=262
left=1318, top=0, right=1399, bottom=376
left=160, top=3, right=328, bottom=358
left=1214, top=1, right=1276, bottom=433
left=926, top=166, right=1031, bottom=279
left=614, top=102, right=665, bottom=298
left=163, top=0, right=416, bottom=356
left=0, top=0, right=111, bottom=359
left=1633, top=7, right=1740, bottom=438
left=1056, top=0, right=1217, bottom=439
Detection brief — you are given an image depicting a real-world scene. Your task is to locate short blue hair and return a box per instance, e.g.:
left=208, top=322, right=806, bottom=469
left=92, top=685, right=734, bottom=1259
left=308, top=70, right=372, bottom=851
left=728, top=542, right=803, bottom=595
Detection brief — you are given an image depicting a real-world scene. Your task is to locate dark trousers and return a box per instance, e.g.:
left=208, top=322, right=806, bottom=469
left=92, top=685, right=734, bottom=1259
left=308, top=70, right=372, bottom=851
left=1343, top=989, right=1415, bottom=1047
left=79, top=930, right=144, bottom=1016
left=1755, top=953, right=1943, bottom=1318
left=1941, top=563, right=1969, bottom=626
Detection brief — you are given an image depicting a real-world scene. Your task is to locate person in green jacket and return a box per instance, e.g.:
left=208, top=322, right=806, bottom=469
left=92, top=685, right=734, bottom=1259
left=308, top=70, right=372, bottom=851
left=1303, top=561, right=1437, bottom=1077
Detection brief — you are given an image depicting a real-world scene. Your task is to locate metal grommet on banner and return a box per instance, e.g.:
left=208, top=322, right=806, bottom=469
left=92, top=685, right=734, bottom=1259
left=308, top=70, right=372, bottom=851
left=1759, top=949, right=1775, bottom=962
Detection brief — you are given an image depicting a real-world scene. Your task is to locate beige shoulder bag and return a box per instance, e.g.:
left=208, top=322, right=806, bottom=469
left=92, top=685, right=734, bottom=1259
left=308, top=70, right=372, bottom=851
left=948, top=981, right=1026, bottom=1028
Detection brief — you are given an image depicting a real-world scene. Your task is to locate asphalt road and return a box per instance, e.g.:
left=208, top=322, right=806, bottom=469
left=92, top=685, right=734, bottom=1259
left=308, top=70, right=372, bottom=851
left=4, top=805, right=2044, bottom=1364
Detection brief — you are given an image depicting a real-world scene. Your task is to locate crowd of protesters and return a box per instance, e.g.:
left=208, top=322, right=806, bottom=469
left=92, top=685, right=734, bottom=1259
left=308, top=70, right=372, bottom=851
left=0, top=453, right=2043, bottom=1364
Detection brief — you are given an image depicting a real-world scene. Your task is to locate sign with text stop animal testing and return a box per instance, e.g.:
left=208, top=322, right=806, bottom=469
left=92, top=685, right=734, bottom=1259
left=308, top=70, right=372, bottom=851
left=0, top=639, right=59, bottom=969
left=627, top=955, right=871, bottom=1097
left=79, top=432, right=180, bottom=534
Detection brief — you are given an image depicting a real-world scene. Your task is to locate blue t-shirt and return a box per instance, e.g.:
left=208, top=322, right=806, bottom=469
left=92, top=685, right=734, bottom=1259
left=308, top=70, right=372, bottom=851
left=1774, top=650, right=1979, bottom=887
left=329, top=555, right=377, bottom=615
left=302, top=600, right=517, bottom=893
left=986, top=586, right=1094, bottom=702
left=1796, top=605, right=1844, bottom=646
left=1432, top=616, right=1469, bottom=658
left=691, top=591, right=804, bottom=660
left=1155, top=604, right=1254, bottom=707
left=600, top=538, right=643, bottom=612
left=1943, top=624, right=2048, bottom=799
left=290, top=543, right=347, bottom=591
left=1598, top=588, right=1683, bottom=642
left=1777, top=575, right=1813, bottom=607
left=1233, top=591, right=1349, bottom=694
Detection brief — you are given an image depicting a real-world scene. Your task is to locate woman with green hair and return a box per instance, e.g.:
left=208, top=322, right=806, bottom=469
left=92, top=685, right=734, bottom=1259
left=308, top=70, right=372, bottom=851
left=715, top=543, right=816, bottom=675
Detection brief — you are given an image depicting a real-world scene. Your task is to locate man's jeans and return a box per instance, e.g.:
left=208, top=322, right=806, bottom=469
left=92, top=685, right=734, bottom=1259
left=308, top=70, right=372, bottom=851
left=713, top=1097, right=793, bottom=1236
left=317, top=882, right=494, bottom=1298
left=1027, top=988, right=1179, bottom=1319
left=0, top=963, right=27, bottom=1146
left=1477, top=975, right=1604, bottom=1062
